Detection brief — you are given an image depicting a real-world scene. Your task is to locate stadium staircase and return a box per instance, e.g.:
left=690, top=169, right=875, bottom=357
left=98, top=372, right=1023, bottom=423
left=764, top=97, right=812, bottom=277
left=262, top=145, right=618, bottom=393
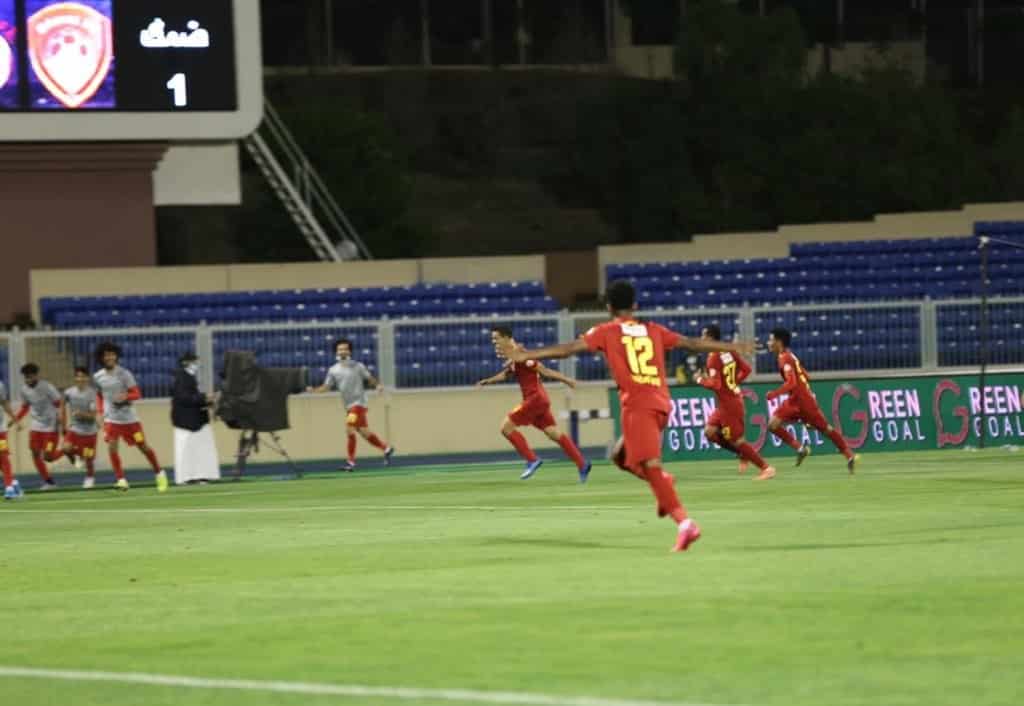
left=244, top=99, right=372, bottom=262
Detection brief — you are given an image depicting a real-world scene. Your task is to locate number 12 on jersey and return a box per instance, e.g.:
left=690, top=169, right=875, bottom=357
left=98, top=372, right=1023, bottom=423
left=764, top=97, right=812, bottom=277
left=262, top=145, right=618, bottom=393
left=621, top=335, right=660, bottom=385
left=167, top=73, right=189, bottom=108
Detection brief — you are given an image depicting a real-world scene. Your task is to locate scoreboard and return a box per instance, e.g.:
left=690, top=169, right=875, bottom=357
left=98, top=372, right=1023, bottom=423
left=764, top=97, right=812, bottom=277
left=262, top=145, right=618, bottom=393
left=0, top=0, right=261, bottom=139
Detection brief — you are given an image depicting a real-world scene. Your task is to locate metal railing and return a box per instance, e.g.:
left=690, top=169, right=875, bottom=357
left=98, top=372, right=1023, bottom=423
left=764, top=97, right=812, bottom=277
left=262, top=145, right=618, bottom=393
left=5, top=296, right=1022, bottom=397
left=244, top=99, right=372, bottom=262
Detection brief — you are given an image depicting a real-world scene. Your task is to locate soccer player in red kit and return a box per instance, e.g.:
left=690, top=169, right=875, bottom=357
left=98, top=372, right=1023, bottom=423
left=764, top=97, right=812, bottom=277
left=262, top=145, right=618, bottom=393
left=1, top=380, right=24, bottom=500
left=478, top=325, right=591, bottom=482
left=693, top=325, right=777, bottom=481
left=498, top=280, right=755, bottom=552
left=766, top=328, right=858, bottom=474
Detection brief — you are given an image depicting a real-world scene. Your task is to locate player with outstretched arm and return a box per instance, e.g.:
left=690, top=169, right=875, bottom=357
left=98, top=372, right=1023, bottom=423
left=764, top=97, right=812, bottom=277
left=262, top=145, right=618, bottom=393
left=307, top=338, right=394, bottom=472
left=497, top=280, right=755, bottom=553
left=477, top=325, right=591, bottom=482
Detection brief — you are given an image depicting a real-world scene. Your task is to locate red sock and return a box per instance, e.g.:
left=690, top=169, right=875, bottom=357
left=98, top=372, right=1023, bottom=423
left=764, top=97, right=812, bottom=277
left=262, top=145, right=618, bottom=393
left=347, top=435, right=357, bottom=463
left=641, top=464, right=687, bottom=523
left=737, top=442, right=770, bottom=470
left=365, top=433, right=388, bottom=451
left=771, top=426, right=802, bottom=450
left=1, top=453, right=13, bottom=487
left=85, top=458, right=96, bottom=478
left=32, top=454, right=52, bottom=482
left=504, top=430, right=537, bottom=462
left=109, top=451, right=125, bottom=480
left=142, top=447, right=162, bottom=474
left=825, top=428, right=854, bottom=459
left=557, top=434, right=586, bottom=470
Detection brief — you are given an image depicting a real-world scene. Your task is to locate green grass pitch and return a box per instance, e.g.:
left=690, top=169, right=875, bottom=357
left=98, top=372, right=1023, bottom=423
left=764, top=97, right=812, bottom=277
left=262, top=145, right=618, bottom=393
left=1, top=450, right=1022, bottom=706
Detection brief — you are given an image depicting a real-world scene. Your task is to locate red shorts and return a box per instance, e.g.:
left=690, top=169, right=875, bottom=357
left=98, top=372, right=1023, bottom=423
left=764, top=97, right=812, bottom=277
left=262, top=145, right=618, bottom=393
left=708, top=399, right=746, bottom=441
left=346, top=406, right=369, bottom=429
left=508, top=397, right=556, bottom=430
left=29, top=431, right=60, bottom=454
left=773, top=397, right=830, bottom=431
left=64, top=432, right=98, bottom=459
left=621, top=407, right=668, bottom=468
left=104, top=422, right=146, bottom=446
left=0, top=431, right=8, bottom=454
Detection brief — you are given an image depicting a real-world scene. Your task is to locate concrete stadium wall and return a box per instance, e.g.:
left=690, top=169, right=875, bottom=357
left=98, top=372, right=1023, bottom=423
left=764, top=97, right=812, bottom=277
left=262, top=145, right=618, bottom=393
left=806, top=41, right=927, bottom=82
left=0, top=143, right=165, bottom=323
left=6, top=384, right=614, bottom=476
left=419, top=255, right=545, bottom=285
left=597, top=201, right=1024, bottom=289
left=609, top=0, right=925, bottom=83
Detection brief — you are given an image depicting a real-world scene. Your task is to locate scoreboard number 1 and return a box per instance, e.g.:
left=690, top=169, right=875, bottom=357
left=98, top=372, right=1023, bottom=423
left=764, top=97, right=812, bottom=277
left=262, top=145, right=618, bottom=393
left=166, top=73, right=189, bottom=108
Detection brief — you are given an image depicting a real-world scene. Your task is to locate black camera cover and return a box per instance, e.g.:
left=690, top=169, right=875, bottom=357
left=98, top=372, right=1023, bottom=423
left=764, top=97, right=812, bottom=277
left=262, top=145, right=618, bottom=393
left=218, top=351, right=307, bottom=432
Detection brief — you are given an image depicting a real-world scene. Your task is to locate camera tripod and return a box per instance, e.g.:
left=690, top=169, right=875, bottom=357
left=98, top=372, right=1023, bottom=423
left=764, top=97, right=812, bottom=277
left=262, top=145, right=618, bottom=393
left=234, top=430, right=303, bottom=480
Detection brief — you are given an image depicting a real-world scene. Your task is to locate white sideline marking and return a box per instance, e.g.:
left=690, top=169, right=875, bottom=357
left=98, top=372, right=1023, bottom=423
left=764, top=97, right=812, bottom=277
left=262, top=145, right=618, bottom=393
left=2, top=504, right=638, bottom=514
left=0, top=667, right=736, bottom=706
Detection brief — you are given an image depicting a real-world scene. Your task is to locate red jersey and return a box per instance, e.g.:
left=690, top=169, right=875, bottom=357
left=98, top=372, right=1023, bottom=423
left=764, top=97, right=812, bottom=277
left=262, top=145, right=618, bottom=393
left=583, top=317, right=682, bottom=413
left=775, top=350, right=814, bottom=404
left=508, top=359, right=549, bottom=404
left=699, top=351, right=751, bottom=404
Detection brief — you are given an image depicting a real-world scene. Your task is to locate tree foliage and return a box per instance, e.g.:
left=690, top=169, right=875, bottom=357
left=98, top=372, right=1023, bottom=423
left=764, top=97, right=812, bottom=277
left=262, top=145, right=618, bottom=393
left=159, top=99, right=427, bottom=264
left=565, top=0, right=1020, bottom=242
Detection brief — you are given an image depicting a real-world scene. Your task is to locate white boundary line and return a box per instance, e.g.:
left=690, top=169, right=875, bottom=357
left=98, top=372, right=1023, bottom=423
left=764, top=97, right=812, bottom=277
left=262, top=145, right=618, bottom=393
left=0, top=667, right=739, bottom=706
left=1, top=504, right=639, bottom=514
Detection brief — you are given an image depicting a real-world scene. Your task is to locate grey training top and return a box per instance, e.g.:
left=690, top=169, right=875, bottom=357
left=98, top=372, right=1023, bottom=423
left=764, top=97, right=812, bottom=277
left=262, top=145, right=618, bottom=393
left=64, top=385, right=99, bottom=435
left=93, top=365, right=139, bottom=424
left=323, top=360, right=372, bottom=409
left=20, top=380, right=61, bottom=432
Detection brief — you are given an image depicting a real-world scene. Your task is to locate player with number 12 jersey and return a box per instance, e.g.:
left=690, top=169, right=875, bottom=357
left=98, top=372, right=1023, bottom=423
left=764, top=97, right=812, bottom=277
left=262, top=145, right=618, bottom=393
left=497, top=280, right=755, bottom=553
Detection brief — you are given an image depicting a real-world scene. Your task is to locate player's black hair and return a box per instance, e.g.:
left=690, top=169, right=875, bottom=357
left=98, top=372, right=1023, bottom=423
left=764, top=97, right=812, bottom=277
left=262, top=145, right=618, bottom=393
left=20, top=363, right=39, bottom=376
left=606, top=280, right=636, bottom=311
left=703, top=324, right=722, bottom=341
left=770, top=328, right=792, bottom=347
left=73, top=366, right=89, bottom=376
left=490, top=325, right=514, bottom=339
left=179, top=351, right=198, bottom=366
left=94, top=341, right=122, bottom=366
left=333, top=338, right=352, bottom=351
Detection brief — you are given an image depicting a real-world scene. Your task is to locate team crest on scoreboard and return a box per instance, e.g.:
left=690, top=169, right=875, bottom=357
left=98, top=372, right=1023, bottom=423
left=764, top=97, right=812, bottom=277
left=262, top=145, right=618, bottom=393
left=0, top=30, right=12, bottom=91
left=27, top=1, right=114, bottom=109
left=0, top=1, right=16, bottom=105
